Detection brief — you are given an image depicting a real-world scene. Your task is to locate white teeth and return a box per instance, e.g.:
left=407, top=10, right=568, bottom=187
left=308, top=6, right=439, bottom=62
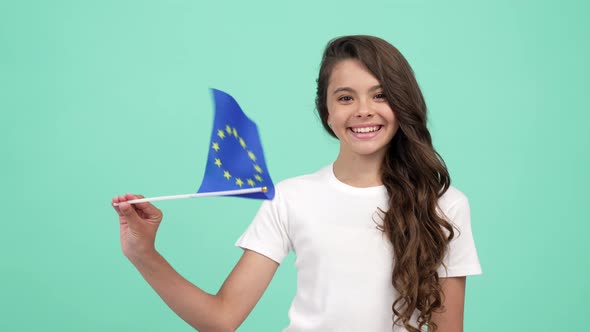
left=351, top=126, right=380, bottom=133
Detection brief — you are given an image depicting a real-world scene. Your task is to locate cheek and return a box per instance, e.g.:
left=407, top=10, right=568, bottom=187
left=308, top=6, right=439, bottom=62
left=388, top=113, right=397, bottom=126
left=381, top=106, right=396, bottom=123
left=326, top=102, right=335, bottom=121
left=327, top=110, right=344, bottom=128
left=326, top=104, right=338, bottom=125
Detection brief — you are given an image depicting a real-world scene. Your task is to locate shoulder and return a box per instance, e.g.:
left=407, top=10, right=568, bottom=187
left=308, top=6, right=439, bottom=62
left=255, top=165, right=331, bottom=227
left=273, top=165, right=332, bottom=197
left=437, top=185, right=474, bottom=230
left=438, top=185, right=469, bottom=212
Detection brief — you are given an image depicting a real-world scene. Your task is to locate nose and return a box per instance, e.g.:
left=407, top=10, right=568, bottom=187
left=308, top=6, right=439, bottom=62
left=355, top=98, right=374, bottom=118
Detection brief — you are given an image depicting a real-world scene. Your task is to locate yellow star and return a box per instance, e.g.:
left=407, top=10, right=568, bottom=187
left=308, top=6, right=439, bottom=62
left=239, top=137, right=246, bottom=148
left=214, top=158, right=222, bottom=167
left=212, top=142, right=220, bottom=151
left=226, top=125, right=232, bottom=134
left=254, top=164, right=263, bottom=173
left=233, top=127, right=238, bottom=138
left=247, top=178, right=255, bottom=187
left=223, top=171, right=231, bottom=180
left=254, top=174, right=263, bottom=182
left=247, top=151, right=256, bottom=161
left=235, top=178, right=244, bottom=187
left=217, top=130, right=225, bottom=139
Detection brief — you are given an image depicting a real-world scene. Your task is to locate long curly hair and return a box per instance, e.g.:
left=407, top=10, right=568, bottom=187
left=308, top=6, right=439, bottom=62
left=315, top=35, right=455, bottom=332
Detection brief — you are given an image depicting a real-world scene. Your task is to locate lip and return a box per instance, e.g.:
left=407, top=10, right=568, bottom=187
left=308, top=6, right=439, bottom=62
left=347, top=125, right=383, bottom=139
left=348, top=124, right=382, bottom=130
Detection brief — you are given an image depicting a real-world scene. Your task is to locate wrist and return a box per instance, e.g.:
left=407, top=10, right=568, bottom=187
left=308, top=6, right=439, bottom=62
left=127, top=247, right=161, bottom=268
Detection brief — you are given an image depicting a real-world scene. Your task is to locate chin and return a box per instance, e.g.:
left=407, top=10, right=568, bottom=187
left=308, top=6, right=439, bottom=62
left=350, top=147, right=388, bottom=158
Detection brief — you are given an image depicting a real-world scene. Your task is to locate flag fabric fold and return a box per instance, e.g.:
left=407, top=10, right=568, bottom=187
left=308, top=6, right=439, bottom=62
left=197, top=88, right=275, bottom=200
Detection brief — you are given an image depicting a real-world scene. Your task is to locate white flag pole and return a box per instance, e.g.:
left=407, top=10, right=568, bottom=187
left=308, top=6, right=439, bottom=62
left=112, top=187, right=268, bottom=206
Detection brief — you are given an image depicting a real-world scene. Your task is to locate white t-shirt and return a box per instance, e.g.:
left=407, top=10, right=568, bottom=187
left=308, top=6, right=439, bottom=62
left=235, top=164, right=482, bottom=332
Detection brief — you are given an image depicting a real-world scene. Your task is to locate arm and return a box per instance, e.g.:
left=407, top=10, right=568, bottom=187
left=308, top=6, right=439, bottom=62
left=114, top=194, right=279, bottom=332
left=131, top=249, right=278, bottom=332
left=430, top=277, right=466, bottom=332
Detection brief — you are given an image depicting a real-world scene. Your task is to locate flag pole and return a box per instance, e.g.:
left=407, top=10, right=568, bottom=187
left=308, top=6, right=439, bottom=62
left=112, top=187, right=268, bottom=206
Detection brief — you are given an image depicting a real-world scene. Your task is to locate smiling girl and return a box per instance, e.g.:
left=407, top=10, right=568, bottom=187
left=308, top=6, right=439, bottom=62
left=113, top=35, right=481, bottom=332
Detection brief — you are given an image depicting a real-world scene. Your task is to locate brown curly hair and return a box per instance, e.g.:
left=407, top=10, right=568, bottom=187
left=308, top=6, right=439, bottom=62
left=315, top=35, right=455, bottom=332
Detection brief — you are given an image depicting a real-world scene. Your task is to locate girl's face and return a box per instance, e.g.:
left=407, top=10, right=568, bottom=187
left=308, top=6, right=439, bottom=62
left=326, top=59, right=399, bottom=161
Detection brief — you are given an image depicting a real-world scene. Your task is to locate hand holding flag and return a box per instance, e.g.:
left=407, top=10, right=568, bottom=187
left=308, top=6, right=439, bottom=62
left=113, top=89, right=274, bottom=206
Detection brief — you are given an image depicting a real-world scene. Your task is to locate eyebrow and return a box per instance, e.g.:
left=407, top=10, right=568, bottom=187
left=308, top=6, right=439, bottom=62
left=332, top=85, right=382, bottom=95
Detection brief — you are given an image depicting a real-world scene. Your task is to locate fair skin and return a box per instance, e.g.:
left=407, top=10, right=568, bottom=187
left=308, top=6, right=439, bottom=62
left=112, top=58, right=466, bottom=332
left=327, top=59, right=467, bottom=331
left=326, top=59, right=398, bottom=187
left=113, top=193, right=276, bottom=332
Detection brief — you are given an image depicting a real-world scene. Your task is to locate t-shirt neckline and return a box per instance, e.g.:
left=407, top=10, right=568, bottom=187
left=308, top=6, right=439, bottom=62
left=324, top=163, right=388, bottom=196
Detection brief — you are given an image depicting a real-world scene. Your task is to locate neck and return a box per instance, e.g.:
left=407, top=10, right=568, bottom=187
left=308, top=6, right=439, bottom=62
left=333, top=150, right=385, bottom=188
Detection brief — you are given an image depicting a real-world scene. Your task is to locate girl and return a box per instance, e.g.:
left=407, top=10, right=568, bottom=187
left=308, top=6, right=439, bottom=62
left=112, top=35, right=481, bottom=332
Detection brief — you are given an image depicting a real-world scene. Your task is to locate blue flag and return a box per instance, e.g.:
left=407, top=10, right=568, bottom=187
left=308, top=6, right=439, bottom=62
left=197, top=88, right=275, bottom=199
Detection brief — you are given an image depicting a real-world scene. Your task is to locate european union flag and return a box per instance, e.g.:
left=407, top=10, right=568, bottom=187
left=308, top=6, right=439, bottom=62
left=197, top=88, right=275, bottom=199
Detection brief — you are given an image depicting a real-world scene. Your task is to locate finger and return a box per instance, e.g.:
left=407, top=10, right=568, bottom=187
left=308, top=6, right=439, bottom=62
left=118, top=200, right=142, bottom=224
left=125, top=193, right=162, bottom=222
left=112, top=194, right=129, bottom=215
left=112, top=196, right=124, bottom=216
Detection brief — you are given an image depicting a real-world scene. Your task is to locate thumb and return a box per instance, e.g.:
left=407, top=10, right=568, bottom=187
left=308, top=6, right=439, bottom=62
left=133, top=195, right=162, bottom=223
left=118, top=202, right=142, bottom=224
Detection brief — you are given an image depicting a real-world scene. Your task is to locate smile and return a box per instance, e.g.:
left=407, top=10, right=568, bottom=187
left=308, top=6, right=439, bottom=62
left=349, top=125, right=382, bottom=133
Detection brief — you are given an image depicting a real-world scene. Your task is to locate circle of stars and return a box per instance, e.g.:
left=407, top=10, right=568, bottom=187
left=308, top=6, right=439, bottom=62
left=210, top=124, right=265, bottom=188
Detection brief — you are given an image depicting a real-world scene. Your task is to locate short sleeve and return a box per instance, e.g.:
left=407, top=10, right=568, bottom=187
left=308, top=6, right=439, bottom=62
left=235, top=188, right=292, bottom=264
left=437, top=196, right=483, bottom=278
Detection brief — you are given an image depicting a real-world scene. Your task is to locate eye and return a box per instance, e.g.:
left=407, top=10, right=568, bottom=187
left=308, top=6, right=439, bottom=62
left=374, top=92, right=386, bottom=100
left=338, top=95, right=353, bottom=103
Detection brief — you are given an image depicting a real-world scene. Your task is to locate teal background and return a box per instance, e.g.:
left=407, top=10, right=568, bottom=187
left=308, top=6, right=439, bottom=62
left=2, top=0, right=588, bottom=331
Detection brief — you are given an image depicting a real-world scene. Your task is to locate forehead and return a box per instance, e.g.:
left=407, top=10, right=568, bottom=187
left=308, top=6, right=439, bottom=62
left=328, top=59, right=380, bottom=90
